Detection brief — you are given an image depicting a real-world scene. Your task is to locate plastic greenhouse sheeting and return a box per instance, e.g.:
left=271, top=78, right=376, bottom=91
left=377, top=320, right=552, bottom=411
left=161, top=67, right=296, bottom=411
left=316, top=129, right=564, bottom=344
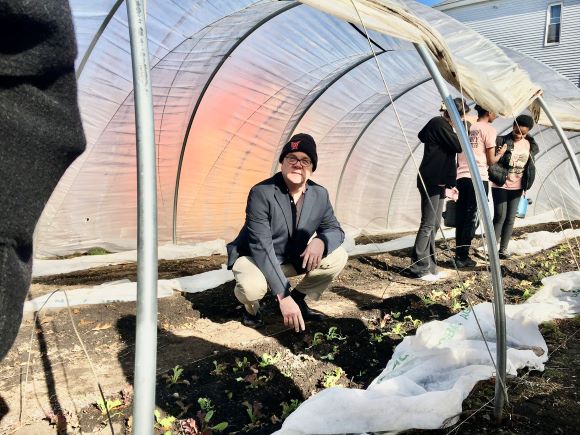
left=34, top=0, right=580, bottom=257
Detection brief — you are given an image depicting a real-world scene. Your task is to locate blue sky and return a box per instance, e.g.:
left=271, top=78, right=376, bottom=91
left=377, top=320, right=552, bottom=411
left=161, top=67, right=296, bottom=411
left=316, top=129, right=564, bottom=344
left=417, top=0, right=440, bottom=5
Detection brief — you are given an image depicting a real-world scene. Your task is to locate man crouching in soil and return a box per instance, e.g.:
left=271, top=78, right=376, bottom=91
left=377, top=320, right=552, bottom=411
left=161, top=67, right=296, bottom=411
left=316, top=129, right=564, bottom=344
left=227, top=133, right=348, bottom=332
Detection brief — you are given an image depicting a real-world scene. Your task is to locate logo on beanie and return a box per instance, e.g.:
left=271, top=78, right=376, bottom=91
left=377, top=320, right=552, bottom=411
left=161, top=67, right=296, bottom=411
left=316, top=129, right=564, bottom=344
left=290, top=141, right=300, bottom=150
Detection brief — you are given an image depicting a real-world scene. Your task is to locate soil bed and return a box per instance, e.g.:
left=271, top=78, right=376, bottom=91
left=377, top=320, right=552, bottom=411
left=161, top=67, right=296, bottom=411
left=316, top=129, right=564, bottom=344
left=1, top=225, right=579, bottom=434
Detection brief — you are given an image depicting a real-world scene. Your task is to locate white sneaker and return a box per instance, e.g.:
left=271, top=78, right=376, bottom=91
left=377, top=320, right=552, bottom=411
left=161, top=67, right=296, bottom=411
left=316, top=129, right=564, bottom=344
left=419, top=273, right=440, bottom=282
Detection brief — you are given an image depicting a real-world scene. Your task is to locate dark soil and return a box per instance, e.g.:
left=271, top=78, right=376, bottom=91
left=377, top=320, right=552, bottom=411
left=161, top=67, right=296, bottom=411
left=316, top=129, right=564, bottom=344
left=32, top=255, right=227, bottom=287
left=1, top=224, right=579, bottom=434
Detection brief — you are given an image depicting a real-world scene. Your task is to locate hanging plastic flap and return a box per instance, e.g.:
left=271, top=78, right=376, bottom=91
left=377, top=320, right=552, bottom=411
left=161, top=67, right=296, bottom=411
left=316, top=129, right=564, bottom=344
left=298, top=1, right=544, bottom=119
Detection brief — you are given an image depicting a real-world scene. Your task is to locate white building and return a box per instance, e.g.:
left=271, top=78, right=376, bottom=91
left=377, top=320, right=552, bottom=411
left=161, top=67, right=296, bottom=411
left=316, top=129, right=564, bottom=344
left=435, top=0, right=580, bottom=87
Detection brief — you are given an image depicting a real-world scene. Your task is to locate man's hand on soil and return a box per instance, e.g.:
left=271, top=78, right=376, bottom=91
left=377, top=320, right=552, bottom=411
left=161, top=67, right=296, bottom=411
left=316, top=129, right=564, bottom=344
left=301, top=238, right=324, bottom=271
left=277, top=294, right=305, bottom=332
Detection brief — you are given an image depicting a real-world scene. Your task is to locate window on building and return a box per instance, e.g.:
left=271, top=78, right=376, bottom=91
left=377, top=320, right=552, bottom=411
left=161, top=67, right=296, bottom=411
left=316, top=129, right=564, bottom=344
left=545, top=3, right=562, bottom=45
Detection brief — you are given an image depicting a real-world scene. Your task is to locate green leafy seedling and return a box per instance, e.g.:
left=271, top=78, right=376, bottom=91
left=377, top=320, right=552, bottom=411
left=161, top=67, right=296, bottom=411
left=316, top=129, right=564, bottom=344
left=154, top=409, right=176, bottom=431
left=96, top=398, right=123, bottom=415
left=195, top=398, right=229, bottom=433
left=312, top=331, right=325, bottom=346
left=430, top=290, right=446, bottom=301
left=325, top=326, right=346, bottom=341
left=320, top=345, right=339, bottom=361
left=404, top=315, right=422, bottom=328
left=232, top=357, right=250, bottom=373
left=370, top=332, right=386, bottom=343
left=166, top=364, right=184, bottom=385
left=211, top=360, right=227, bottom=375
left=390, top=322, right=406, bottom=337
left=258, top=352, right=280, bottom=368
left=243, top=400, right=262, bottom=425
left=251, top=375, right=269, bottom=389
left=452, top=300, right=465, bottom=312
left=421, top=294, right=436, bottom=306
left=198, top=397, right=214, bottom=412
left=450, top=285, right=463, bottom=299
left=211, top=422, right=228, bottom=432
left=281, top=399, right=301, bottom=420
left=322, top=367, right=344, bottom=388
left=517, top=279, right=535, bottom=300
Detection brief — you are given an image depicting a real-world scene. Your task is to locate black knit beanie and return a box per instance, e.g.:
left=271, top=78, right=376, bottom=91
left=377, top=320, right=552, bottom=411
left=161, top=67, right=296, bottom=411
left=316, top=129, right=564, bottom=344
left=278, top=133, right=318, bottom=171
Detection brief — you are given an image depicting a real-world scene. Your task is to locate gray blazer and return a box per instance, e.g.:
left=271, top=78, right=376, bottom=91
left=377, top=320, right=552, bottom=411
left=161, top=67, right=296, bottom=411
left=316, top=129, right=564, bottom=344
left=227, top=172, right=344, bottom=297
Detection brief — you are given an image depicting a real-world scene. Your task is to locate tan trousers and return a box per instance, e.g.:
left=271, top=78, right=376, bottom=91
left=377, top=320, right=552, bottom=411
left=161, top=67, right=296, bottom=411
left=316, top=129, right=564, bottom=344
left=232, top=246, right=348, bottom=315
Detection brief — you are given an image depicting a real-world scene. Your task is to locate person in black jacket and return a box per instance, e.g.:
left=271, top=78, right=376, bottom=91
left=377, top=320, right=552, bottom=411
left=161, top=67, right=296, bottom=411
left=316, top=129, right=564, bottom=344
left=0, top=0, right=86, bottom=362
left=407, top=98, right=468, bottom=280
left=489, top=115, right=539, bottom=258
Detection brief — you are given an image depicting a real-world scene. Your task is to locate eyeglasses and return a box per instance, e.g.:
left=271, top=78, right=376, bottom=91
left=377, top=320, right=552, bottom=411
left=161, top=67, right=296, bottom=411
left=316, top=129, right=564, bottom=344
left=285, top=155, right=312, bottom=168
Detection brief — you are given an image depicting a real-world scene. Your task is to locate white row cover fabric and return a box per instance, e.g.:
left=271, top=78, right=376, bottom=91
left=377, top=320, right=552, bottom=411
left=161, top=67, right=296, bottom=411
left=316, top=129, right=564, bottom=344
left=33, top=0, right=580, bottom=256
left=24, top=280, right=174, bottom=313
left=24, top=266, right=234, bottom=312
left=275, top=271, right=580, bottom=434
left=507, top=229, right=580, bottom=257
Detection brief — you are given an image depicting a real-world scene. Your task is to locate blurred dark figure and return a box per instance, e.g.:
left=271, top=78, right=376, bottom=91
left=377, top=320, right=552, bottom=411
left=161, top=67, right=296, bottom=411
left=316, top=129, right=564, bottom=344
left=0, top=0, right=86, bottom=361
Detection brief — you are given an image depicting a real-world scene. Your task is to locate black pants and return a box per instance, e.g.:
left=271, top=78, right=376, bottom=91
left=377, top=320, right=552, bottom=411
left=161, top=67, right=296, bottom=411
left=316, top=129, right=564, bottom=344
left=492, top=188, right=523, bottom=253
left=455, top=177, right=488, bottom=260
left=410, top=183, right=445, bottom=276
